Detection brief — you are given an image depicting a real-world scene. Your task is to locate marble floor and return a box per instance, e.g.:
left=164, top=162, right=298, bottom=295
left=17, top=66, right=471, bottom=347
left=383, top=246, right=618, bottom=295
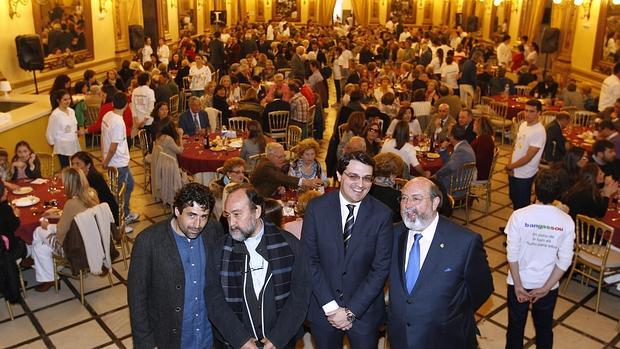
left=2, top=102, right=620, bottom=349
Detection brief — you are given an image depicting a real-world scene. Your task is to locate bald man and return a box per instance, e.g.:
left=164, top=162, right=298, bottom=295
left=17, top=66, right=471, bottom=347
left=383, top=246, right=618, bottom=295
left=388, top=178, right=493, bottom=348
left=425, top=103, right=456, bottom=142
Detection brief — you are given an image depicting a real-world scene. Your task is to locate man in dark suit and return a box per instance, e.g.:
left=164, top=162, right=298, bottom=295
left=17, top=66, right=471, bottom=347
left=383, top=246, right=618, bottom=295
left=209, top=31, right=227, bottom=74
left=543, top=112, right=570, bottom=163
left=179, top=96, right=211, bottom=136
left=250, top=143, right=322, bottom=198
left=457, top=109, right=477, bottom=144
left=128, top=183, right=222, bottom=349
left=206, top=184, right=311, bottom=349
left=388, top=177, right=493, bottom=349
left=345, top=64, right=364, bottom=85
left=261, top=90, right=290, bottom=133
left=434, top=125, right=477, bottom=192
left=302, top=151, right=393, bottom=349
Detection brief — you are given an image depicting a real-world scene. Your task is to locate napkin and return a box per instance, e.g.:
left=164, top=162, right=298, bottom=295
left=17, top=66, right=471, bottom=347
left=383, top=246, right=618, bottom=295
left=31, top=178, right=48, bottom=184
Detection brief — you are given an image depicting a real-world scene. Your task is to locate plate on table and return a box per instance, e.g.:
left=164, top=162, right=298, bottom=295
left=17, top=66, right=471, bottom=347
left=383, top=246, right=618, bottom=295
left=426, top=152, right=440, bottom=159
left=12, top=187, right=33, bottom=195
left=228, top=138, right=243, bottom=148
left=583, top=139, right=595, bottom=145
left=210, top=146, right=226, bottom=152
left=12, top=195, right=40, bottom=207
left=515, top=97, right=529, bottom=103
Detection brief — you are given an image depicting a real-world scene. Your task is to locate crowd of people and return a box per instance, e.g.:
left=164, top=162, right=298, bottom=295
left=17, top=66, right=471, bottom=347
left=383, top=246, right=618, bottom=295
left=2, top=14, right=620, bottom=349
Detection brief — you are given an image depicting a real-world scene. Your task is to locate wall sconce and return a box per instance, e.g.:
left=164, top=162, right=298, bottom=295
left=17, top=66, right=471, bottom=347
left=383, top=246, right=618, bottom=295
left=9, top=0, right=29, bottom=19
left=552, top=0, right=593, bottom=20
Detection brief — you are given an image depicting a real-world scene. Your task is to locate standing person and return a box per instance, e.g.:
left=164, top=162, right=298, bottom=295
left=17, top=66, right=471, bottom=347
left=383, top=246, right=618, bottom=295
left=209, top=31, right=227, bottom=74
left=505, top=169, right=575, bottom=349
left=206, top=183, right=311, bottom=349
left=46, top=89, right=81, bottom=168
left=157, top=38, right=170, bottom=65
left=142, top=36, right=153, bottom=65
left=388, top=177, right=493, bottom=348
left=128, top=182, right=217, bottom=349
left=543, top=112, right=570, bottom=163
left=189, top=55, right=212, bottom=97
left=506, top=99, right=546, bottom=210
left=496, top=34, right=512, bottom=67
left=302, top=151, right=393, bottom=349
left=131, top=72, right=156, bottom=139
left=598, top=62, right=620, bottom=112
left=101, top=92, right=140, bottom=224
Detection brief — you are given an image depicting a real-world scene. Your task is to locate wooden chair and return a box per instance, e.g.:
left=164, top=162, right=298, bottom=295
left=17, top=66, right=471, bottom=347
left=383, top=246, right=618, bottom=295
left=5, top=300, right=14, bottom=320
left=447, top=162, right=477, bottom=225
left=488, top=101, right=512, bottom=145
left=84, top=105, right=101, bottom=148
left=36, top=152, right=55, bottom=178
left=114, top=182, right=130, bottom=269
left=204, top=107, right=223, bottom=130
left=469, top=147, right=500, bottom=216
left=573, top=110, right=597, bottom=127
left=137, top=129, right=151, bottom=193
left=286, top=125, right=302, bottom=149
left=180, top=76, right=192, bottom=113
left=541, top=111, right=559, bottom=127
left=169, top=94, right=180, bottom=120
left=560, top=105, right=577, bottom=120
left=248, top=153, right=267, bottom=172
left=266, top=111, right=290, bottom=144
left=561, top=215, right=620, bottom=313
left=228, top=117, right=253, bottom=132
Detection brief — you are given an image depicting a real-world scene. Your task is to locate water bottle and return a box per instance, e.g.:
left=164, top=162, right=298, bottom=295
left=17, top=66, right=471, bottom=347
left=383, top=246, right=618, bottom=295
left=504, top=84, right=510, bottom=96
left=221, top=125, right=227, bottom=137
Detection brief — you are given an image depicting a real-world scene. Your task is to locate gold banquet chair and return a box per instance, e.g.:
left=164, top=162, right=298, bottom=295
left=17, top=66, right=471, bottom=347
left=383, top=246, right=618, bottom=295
left=561, top=215, right=620, bottom=314
left=137, top=129, right=152, bottom=193
left=469, top=147, right=500, bottom=216
left=36, top=152, right=55, bottom=178
left=266, top=111, right=290, bottom=144
left=447, top=162, right=477, bottom=225
left=228, top=117, right=253, bottom=132
left=286, top=125, right=303, bottom=150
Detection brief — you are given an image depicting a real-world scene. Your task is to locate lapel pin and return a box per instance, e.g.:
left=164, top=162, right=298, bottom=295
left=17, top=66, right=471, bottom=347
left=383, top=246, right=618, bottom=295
left=440, top=243, right=445, bottom=248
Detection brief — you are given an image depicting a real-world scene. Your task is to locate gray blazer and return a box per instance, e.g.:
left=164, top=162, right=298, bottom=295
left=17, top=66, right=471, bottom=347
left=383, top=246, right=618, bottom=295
left=435, top=141, right=476, bottom=190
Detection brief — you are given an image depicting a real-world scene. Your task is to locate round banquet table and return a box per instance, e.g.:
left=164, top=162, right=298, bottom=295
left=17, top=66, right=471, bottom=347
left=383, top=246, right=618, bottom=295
left=9, top=179, right=67, bottom=244
left=601, top=208, right=620, bottom=249
left=177, top=134, right=242, bottom=175
left=417, top=154, right=443, bottom=174
left=563, top=126, right=594, bottom=152
left=491, top=95, right=561, bottom=120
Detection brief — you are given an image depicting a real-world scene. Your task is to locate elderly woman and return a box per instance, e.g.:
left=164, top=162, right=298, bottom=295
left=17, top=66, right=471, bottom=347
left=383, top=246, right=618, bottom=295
left=369, top=152, right=405, bottom=222
left=289, top=138, right=329, bottom=187
left=209, top=157, right=247, bottom=219
left=282, top=189, right=322, bottom=239
left=31, top=167, right=100, bottom=292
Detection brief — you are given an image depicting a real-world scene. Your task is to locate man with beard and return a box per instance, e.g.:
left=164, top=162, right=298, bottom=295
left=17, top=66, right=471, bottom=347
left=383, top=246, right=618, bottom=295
left=388, top=177, right=493, bottom=349
left=302, top=151, right=393, bottom=349
left=128, top=182, right=221, bottom=349
left=206, top=183, right=311, bottom=349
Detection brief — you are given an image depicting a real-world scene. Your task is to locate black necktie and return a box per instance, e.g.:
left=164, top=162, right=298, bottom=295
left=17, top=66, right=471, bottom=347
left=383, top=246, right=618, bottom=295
left=343, top=204, right=355, bottom=251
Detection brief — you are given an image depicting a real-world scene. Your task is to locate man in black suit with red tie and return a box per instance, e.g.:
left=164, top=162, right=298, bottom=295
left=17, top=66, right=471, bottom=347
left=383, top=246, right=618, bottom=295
left=388, top=177, right=493, bottom=349
left=302, top=151, right=393, bottom=349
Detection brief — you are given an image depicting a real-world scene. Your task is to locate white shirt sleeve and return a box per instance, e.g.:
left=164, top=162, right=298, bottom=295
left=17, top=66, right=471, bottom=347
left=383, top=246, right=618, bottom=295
left=505, top=214, right=521, bottom=263
left=46, top=113, right=59, bottom=145
left=556, top=222, right=575, bottom=271
left=322, top=300, right=340, bottom=314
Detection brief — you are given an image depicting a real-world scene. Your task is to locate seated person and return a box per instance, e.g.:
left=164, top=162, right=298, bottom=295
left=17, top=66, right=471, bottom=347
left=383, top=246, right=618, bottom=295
left=530, top=73, right=559, bottom=99
left=433, top=124, right=476, bottom=192
left=590, top=139, right=620, bottom=180
left=210, top=157, right=247, bottom=219
left=598, top=120, right=620, bottom=158
left=236, top=88, right=263, bottom=119
left=369, top=152, right=405, bottom=222
left=337, top=112, right=367, bottom=160
left=343, top=136, right=368, bottom=155
left=263, top=198, right=284, bottom=227
left=457, top=109, right=477, bottom=144
left=0, top=180, right=28, bottom=303
left=516, top=64, right=538, bottom=86
left=213, top=84, right=232, bottom=129
left=179, top=96, right=210, bottom=136
left=364, top=122, right=383, bottom=157
left=425, top=103, right=456, bottom=142
left=559, top=80, right=584, bottom=109
left=240, top=120, right=268, bottom=165
left=562, top=163, right=617, bottom=220
left=261, top=89, right=290, bottom=133
left=153, top=120, right=184, bottom=157
left=283, top=190, right=322, bottom=239
left=288, top=138, right=328, bottom=187
left=250, top=143, right=323, bottom=197
left=436, top=85, right=462, bottom=120
left=386, top=107, right=422, bottom=138
left=489, top=67, right=516, bottom=96
left=381, top=121, right=429, bottom=177
left=31, top=168, right=101, bottom=292
left=11, top=141, right=41, bottom=181
left=0, top=148, right=18, bottom=191
left=543, top=112, right=570, bottom=163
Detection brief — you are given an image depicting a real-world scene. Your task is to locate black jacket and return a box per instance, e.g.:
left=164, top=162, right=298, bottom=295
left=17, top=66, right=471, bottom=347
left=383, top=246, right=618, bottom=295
left=543, top=120, right=566, bottom=163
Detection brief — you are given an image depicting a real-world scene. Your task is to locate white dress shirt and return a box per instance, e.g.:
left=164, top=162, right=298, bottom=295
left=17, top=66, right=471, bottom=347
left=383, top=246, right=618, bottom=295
left=243, top=221, right=268, bottom=299
left=46, top=107, right=80, bottom=156
left=321, top=192, right=361, bottom=314
left=404, top=213, right=439, bottom=272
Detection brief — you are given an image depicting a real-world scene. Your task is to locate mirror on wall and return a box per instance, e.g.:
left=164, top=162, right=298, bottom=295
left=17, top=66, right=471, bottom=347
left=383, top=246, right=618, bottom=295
left=594, top=1, right=620, bottom=73
left=178, top=0, right=197, bottom=36
left=32, top=0, right=93, bottom=70
left=273, top=0, right=300, bottom=22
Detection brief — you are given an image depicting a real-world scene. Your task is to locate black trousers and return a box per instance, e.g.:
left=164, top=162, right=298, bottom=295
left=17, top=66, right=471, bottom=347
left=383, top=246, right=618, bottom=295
left=57, top=154, right=70, bottom=169
left=506, top=285, right=558, bottom=349
left=508, top=175, right=535, bottom=210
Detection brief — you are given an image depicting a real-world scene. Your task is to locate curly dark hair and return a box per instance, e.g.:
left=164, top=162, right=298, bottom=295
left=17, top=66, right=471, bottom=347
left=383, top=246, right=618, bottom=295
left=173, top=182, right=215, bottom=216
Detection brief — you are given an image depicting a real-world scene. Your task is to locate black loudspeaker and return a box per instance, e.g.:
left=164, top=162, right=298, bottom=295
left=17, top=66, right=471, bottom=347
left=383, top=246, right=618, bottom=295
left=210, top=10, right=227, bottom=25
left=15, top=35, right=44, bottom=71
left=129, top=25, right=145, bottom=51
left=466, top=16, right=479, bottom=33
left=541, top=27, right=560, bottom=54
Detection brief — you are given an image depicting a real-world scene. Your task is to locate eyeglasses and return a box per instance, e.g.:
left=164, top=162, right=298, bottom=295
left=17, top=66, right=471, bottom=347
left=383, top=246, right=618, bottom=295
left=343, top=171, right=373, bottom=183
left=398, top=194, right=432, bottom=205
left=369, top=128, right=380, bottom=133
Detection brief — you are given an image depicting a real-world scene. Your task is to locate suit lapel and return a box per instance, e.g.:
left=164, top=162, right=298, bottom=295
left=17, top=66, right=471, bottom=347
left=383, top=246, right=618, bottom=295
left=411, top=217, right=447, bottom=297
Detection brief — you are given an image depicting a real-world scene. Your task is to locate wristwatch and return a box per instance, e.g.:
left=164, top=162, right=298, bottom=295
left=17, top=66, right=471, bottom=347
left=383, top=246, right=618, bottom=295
left=345, top=308, right=356, bottom=323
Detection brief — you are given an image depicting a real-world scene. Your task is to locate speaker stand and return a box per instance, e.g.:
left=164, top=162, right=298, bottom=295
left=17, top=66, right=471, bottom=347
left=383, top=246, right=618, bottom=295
left=32, top=71, right=39, bottom=94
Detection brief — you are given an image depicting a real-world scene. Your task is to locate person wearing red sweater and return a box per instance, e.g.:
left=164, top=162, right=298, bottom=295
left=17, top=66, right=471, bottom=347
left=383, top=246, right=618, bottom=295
left=80, top=86, right=134, bottom=147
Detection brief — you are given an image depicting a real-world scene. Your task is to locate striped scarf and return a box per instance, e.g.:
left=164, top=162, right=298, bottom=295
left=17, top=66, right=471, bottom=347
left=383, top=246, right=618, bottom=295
left=220, top=223, right=294, bottom=318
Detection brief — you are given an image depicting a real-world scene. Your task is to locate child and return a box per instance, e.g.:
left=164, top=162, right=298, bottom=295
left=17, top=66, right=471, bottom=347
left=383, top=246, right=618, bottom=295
left=11, top=141, right=42, bottom=181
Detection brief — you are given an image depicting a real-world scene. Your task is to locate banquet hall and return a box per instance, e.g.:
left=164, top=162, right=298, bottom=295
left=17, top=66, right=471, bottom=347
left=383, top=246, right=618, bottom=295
left=0, top=0, right=620, bottom=348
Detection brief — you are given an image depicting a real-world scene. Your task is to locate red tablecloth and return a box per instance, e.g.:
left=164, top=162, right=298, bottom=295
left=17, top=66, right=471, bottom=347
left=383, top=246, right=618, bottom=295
left=491, top=95, right=561, bottom=120
left=177, top=134, right=242, bottom=174
left=9, top=179, right=67, bottom=244
left=563, top=126, right=594, bottom=152
left=601, top=208, right=620, bottom=248
left=417, top=154, right=443, bottom=174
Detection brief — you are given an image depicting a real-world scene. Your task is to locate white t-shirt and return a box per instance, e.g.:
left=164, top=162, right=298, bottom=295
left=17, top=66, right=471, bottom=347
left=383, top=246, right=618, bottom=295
left=381, top=138, right=419, bottom=168
left=599, top=74, right=620, bottom=111
left=142, top=44, right=153, bottom=64
left=157, top=44, right=170, bottom=65
left=386, top=119, right=422, bottom=137
left=46, top=107, right=80, bottom=156
left=266, top=25, right=274, bottom=41
left=511, top=122, right=546, bottom=178
left=131, top=85, right=156, bottom=125
left=428, top=57, right=442, bottom=75
left=440, top=62, right=460, bottom=90
left=339, top=50, right=353, bottom=69
left=506, top=204, right=575, bottom=289
left=189, top=64, right=212, bottom=91
left=101, top=110, right=130, bottom=168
